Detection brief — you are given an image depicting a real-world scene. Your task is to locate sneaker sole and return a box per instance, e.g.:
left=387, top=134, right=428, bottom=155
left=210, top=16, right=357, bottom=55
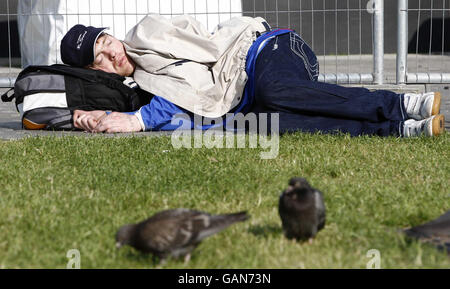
left=431, top=92, right=442, bottom=116
left=432, top=114, right=445, bottom=136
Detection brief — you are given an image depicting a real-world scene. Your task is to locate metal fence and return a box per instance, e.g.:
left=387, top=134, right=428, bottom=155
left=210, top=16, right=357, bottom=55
left=242, top=0, right=383, bottom=84
left=0, top=0, right=449, bottom=88
left=397, top=0, right=450, bottom=84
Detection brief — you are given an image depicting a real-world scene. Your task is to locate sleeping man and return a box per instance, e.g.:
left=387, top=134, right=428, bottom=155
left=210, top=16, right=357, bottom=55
left=61, top=14, right=444, bottom=137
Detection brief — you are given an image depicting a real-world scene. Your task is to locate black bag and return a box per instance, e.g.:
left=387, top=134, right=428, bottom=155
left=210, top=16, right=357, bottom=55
left=1, top=64, right=151, bottom=130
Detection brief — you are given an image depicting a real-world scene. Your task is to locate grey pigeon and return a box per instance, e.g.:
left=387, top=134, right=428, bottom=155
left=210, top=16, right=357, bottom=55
left=403, top=210, right=450, bottom=254
left=278, top=177, right=326, bottom=242
left=116, top=208, right=249, bottom=264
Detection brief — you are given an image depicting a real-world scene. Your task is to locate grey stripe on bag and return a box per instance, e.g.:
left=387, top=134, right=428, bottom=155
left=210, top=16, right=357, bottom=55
left=15, top=74, right=65, bottom=96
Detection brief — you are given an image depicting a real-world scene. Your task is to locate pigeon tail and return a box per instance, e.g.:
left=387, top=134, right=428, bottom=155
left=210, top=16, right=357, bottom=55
left=209, top=211, right=250, bottom=229
left=196, top=211, right=250, bottom=241
left=218, top=211, right=250, bottom=223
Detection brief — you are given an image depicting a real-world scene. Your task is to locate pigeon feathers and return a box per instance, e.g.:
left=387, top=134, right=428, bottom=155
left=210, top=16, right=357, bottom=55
left=278, top=177, right=326, bottom=242
left=403, top=210, right=450, bottom=254
left=116, top=209, right=249, bottom=263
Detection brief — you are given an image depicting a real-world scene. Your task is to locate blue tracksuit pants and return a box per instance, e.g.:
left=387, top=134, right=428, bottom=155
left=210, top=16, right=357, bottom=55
left=250, top=32, right=406, bottom=136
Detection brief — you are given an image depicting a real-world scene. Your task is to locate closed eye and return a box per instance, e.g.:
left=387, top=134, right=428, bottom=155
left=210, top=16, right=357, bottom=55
left=94, top=34, right=110, bottom=59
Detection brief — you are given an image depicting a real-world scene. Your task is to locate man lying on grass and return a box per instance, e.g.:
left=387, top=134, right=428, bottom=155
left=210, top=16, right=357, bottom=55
left=61, top=14, right=445, bottom=137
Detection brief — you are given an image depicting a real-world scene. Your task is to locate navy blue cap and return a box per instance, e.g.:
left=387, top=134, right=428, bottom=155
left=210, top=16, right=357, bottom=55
left=61, top=24, right=108, bottom=67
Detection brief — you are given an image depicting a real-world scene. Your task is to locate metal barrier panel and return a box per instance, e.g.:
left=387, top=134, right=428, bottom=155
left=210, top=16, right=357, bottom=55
left=397, top=0, right=450, bottom=84
left=0, top=0, right=18, bottom=87
left=242, top=0, right=382, bottom=84
left=1, top=0, right=384, bottom=87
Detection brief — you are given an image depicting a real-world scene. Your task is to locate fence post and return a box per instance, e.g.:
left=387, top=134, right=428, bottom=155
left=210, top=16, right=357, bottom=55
left=397, top=0, right=408, bottom=84
left=373, top=0, right=384, bottom=85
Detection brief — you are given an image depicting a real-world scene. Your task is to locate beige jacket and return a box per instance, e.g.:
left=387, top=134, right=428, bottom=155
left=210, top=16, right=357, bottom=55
left=123, top=14, right=269, bottom=117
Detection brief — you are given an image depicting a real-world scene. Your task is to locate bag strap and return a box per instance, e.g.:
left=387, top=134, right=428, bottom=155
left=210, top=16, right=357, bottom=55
left=1, top=88, right=15, bottom=102
left=26, top=65, right=136, bottom=98
left=23, top=65, right=101, bottom=83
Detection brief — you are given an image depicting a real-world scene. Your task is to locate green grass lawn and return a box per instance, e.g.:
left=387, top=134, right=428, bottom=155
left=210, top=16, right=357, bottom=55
left=0, top=133, right=449, bottom=268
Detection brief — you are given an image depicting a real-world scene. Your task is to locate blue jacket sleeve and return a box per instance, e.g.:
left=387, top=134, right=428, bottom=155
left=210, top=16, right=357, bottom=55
left=122, top=95, right=192, bottom=131
left=124, top=95, right=227, bottom=131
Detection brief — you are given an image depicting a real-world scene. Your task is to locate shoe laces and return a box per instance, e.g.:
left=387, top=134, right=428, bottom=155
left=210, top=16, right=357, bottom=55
left=405, top=118, right=428, bottom=137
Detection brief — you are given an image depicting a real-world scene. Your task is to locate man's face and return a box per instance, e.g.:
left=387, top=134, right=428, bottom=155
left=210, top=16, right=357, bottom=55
left=90, top=34, right=136, bottom=77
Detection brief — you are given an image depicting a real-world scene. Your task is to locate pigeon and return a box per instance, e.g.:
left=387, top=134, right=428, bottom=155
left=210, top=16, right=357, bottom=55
left=278, top=177, right=326, bottom=242
left=115, top=208, right=249, bottom=264
left=403, top=210, right=450, bottom=254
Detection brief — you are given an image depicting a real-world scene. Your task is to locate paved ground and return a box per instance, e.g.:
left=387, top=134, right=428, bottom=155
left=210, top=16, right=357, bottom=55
left=1, top=54, right=449, bottom=140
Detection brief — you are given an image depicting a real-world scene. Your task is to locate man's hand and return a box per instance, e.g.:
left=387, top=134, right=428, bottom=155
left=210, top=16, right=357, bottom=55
left=92, top=112, right=142, bottom=133
left=73, top=110, right=107, bottom=132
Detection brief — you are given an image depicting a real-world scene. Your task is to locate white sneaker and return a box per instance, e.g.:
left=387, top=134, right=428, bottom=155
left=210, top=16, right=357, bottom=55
left=403, top=92, right=441, bottom=120
left=403, top=114, right=445, bottom=137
